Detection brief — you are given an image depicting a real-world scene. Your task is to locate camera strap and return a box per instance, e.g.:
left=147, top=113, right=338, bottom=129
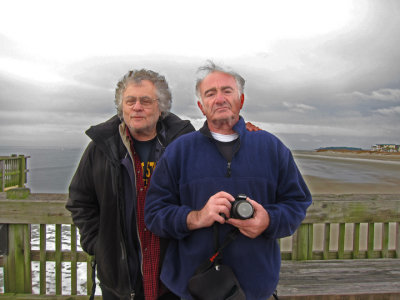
left=210, top=223, right=239, bottom=264
left=195, top=224, right=280, bottom=300
left=193, top=224, right=239, bottom=274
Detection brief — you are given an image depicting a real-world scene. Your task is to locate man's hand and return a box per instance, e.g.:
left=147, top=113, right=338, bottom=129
left=187, top=191, right=234, bottom=230
left=245, top=122, right=262, bottom=132
left=227, top=198, right=270, bottom=238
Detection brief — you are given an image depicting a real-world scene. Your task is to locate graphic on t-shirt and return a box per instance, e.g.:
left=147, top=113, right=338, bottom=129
left=142, top=161, right=156, bottom=186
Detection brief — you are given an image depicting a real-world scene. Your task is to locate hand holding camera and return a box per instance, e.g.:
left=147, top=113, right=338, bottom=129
left=220, top=194, right=254, bottom=220
left=226, top=195, right=271, bottom=239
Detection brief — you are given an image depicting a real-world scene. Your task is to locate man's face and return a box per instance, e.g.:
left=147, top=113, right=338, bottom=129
left=122, top=80, right=161, bottom=140
left=197, top=71, right=244, bottom=127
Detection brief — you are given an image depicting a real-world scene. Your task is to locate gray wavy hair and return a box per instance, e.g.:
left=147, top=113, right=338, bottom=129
left=115, top=69, right=172, bottom=119
left=195, top=60, right=245, bottom=100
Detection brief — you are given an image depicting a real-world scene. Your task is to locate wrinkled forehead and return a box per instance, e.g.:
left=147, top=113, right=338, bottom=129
left=123, top=80, right=157, bottom=97
left=200, top=71, right=238, bottom=92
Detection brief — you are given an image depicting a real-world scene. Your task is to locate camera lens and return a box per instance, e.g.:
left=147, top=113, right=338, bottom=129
left=235, top=201, right=254, bottom=219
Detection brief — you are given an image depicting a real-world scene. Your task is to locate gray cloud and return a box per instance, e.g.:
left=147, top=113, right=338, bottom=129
left=1, top=2, right=400, bottom=150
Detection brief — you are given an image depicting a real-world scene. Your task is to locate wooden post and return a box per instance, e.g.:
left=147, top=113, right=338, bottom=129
left=0, top=160, right=5, bottom=192
left=396, top=222, right=400, bottom=258
left=338, top=223, right=345, bottom=259
left=323, top=223, right=330, bottom=260
left=297, top=224, right=310, bottom=260
left=18, top=155, right=26, bottom=188
left=87, top=255, right=95, bottom=296
left=4, top=224, right=32, bottom=293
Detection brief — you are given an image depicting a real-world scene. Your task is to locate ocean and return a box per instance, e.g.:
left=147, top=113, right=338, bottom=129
left=0, top=145, right=86, bottom=194
left=1, top=145, right=400, bottom=193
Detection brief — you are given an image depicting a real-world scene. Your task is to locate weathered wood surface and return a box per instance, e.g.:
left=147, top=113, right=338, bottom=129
left=274, top=259, right=400, bottom=299
left=1, top=193, right=399, bottom=225
left=305, top=194, right=400, bottom=223
left=0, top=194, right=70, bottom=224
left=0, top=295, right=102, bottom=300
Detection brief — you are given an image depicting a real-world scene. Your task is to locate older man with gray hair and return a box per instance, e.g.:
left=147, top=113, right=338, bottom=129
left=67, top=69, right=195, bottom=300
left=145, top=61, right=312, bottom=300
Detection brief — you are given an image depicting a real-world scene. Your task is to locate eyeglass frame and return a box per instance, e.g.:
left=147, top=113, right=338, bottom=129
left=123, top=96, right=159, bottom=108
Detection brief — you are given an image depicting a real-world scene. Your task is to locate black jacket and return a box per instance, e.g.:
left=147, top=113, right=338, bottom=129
left=66, top=113, right=195, bottom=299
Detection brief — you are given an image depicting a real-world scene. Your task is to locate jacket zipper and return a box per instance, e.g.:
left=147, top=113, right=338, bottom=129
left=226, top=161, right=232, bottom=177
left=119, top=153, right=138, bottom=298
left=226, top=138, right=241, bottom=178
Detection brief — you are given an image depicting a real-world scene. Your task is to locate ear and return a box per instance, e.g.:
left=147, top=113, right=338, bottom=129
left=197, top=101, right=206, bottom=116
left=240, top=94, right=245, bottom=109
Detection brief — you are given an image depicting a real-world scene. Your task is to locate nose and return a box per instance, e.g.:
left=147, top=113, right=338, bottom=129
left=132, top=100, right=144, bottom=110
left=215, top=91, right=225, bottom=103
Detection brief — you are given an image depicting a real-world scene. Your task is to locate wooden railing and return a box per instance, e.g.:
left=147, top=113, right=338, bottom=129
left=280, top=194, right=400, bottom=260
left=0, top=156, right=28, bottom=192
left=0, top=193, right=399, bottom=299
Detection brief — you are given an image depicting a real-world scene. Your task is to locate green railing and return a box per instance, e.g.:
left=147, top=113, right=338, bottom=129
left=0, top=193, right=399, bottom=299
left=280, top=194, right=400, bottom=260
left=0, top=156, right=28, bottom=192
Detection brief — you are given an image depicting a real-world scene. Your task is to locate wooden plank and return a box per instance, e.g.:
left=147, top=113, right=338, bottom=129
left=86, top=256, right=95, bottom=296
left=55, top=224, right=62, bottom=295
left=13, top=225, right=26, bottom=293
left=304, top=194, right=400, bottom=223
left=39, top=225, right=46, bottom=295
left=296, top=224, right=310, bottom=260
left=0, top=295, right=102, bottom=300
left=352, top=223, right=360, bottom=258
left=338, top=223, right=345, bottom=259
left=323, top=224, right=330, bottom=260
left=307, top=224, right=313, bottom=260
left=23, top=225, right=32, bottom=292
left=396, top=222, right=400, bottom=258
left=277, top=259, right=400, bottom=298
left=382, top=222, right=389, bottom=258
left=368, top=223, right=374, bottom=258
left=0, top=194, right=399, bottom=225
left=70, top=225, right=78, bottom=295
left=4, top=225, right=16, bottom=292
left=0, top=199, right=71, bottom=224
left=30, top=251, right=88, bottom=262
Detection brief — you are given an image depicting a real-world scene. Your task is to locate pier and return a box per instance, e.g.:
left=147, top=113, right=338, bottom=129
left=0, top=158, right=399, bottom=299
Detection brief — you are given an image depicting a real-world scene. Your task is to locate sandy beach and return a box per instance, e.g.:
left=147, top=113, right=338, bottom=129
left=293, top=150, right=400, bottom=194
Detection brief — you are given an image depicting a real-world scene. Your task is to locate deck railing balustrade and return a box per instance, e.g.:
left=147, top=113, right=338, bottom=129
left=0, top=193, right=399, bottom=299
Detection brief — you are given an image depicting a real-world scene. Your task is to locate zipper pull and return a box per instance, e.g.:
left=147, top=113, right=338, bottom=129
left=226, top=161, right=231, bottom=177
left=130, top=292, right=136, bottom=300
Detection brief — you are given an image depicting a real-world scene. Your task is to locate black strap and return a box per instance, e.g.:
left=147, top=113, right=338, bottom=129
left=211, top=223, right=239, bottom=263
left=194, top=225, right=239, bottom=274
left=89, top=259, right=96, bottom=300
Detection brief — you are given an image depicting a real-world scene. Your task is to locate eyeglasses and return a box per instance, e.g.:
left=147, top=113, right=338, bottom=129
left=124, top=96, right=159, bottom=107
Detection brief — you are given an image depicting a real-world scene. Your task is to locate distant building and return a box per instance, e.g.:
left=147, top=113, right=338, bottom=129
left=371, top=144, right=400, bottom=152
left=317, top=146, right=362, bottom=151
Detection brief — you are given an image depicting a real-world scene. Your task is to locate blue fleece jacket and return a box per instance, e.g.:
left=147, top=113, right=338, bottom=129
left=144, top=117, right=312, bottom=300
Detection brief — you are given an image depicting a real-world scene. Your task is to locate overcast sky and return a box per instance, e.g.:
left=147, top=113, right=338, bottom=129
left=1, top=0, right=399, bottom=150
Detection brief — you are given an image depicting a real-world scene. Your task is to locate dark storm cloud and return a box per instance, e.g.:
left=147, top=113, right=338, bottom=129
left=1, top=1, right=400, bottom=149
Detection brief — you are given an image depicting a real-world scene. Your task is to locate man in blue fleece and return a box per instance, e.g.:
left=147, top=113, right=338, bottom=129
left=144, top=61, right=312, bottom=300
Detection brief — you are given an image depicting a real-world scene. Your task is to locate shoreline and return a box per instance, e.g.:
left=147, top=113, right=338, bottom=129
left=302, top=175, right=400, bottom=194
left=293, top=150, right=400, bottom=194
left=293, top=149, right=400, bottom=161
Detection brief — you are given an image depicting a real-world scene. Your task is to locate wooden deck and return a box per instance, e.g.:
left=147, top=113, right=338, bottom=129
left=274, top=259, right=400, bottom=299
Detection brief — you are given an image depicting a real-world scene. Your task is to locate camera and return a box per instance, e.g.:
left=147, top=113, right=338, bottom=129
left=221, top=194, right=254, bottom=220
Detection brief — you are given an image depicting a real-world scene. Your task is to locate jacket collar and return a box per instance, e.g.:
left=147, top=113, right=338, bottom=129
left=199, top=116, right=246, bottom=139
left=85, top=113, right=194, bottom=162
